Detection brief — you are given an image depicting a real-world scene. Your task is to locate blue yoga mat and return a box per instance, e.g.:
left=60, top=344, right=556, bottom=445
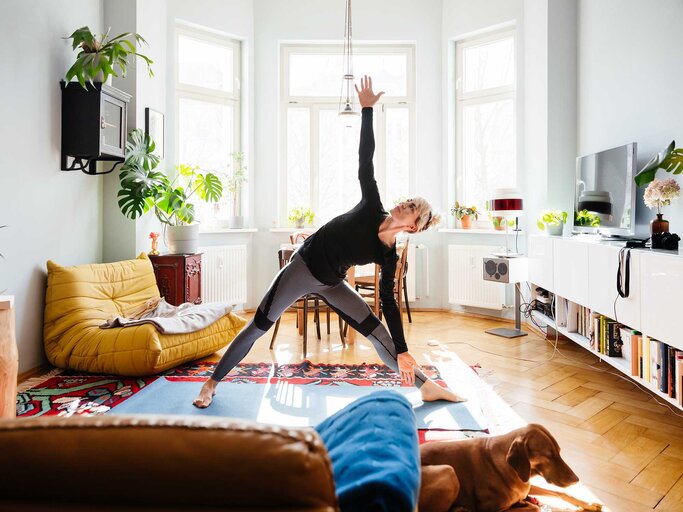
left=111, top=378, right=487, bottom=430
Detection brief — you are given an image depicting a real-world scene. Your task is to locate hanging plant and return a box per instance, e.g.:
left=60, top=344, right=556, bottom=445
left=64, top=26, right=154, bottom=89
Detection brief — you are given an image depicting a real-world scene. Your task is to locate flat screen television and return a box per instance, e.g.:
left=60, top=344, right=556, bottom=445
left=574, top=142, right=637, bottom=238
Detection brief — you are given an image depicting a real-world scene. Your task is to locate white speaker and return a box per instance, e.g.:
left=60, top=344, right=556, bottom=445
left=482, top=256, right=528, bottom=284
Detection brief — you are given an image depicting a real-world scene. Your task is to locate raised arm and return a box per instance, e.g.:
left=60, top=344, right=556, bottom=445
left=355, top=76, right=384, bottom=198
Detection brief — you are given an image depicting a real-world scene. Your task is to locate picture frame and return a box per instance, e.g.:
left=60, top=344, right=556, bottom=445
left=144, top=107, right=165, bottom=159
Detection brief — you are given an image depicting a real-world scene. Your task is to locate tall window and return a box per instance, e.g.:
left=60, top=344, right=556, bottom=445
left=175, top=25, right=242, bottom=223
left=281, top=44, right=415, bottom=226
left=456, top=30, right=516, bottom=211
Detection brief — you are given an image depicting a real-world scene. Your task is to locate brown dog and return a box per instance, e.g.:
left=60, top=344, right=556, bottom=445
left=419, top=423, right=602, bottom=512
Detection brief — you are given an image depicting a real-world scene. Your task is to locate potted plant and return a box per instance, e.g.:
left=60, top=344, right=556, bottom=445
left=643, top=178, right=681, bottom=235
left=574, top=209, right=601, bottom=227
left=64, top=26, right=154, bottom=88
left=450, top=202, right=478, bottom=229
left=536, top=210, right=568, bottom=236
left=634, top=140, right=683, bottom=187
left=288, top=206, right=315, bottom=228
left=117, top=129, right=222, bottom=254
left=224, top=151, right=247, bottom=228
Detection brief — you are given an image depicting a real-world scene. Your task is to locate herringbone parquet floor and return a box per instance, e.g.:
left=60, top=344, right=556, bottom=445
left=217, top=309, right=683, bottom=512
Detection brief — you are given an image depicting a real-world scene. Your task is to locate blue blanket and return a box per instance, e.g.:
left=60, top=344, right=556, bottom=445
left=315, top=390, right=420, bottom=512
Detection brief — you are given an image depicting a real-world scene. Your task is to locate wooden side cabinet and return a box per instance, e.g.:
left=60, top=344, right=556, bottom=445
left=149, top=254, right=203, bottom=306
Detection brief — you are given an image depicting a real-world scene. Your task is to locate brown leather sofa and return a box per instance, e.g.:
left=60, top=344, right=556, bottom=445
left=0, top=414, right=339, bottom=511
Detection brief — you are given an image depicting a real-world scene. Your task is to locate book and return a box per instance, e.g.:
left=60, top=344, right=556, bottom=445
left=676, top=352, right=683, bottom=406
left=650, top=339, right=660, bottom=392
left=644, top=336, right=651, bottom=382
left=637, top=334, right=643, bottom=378
left=669, top=348, right=676, bottom=399
left=629, top=331, right=640, bottom=376
left=661, top=343, right=669, bottom=394
left=607, top=321, right=622, bottom=357
left=620, top=327, right=632, bottom=365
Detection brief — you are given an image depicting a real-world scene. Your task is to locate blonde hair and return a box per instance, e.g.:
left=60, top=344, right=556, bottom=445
left=411, top=197, right=441, bottom=232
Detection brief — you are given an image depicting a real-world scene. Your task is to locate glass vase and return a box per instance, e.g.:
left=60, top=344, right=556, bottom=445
left=650, top=213, right=669, bottom=235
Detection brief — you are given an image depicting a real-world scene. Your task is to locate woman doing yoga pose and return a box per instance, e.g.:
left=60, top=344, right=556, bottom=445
left=193, top=76, right=465, bottom=408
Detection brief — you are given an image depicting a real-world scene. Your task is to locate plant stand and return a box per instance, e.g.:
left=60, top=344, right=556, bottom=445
left=0, top=296, right=17, bottom=419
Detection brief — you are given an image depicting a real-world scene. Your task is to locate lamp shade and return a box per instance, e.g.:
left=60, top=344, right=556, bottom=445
left=577, top=190, right=612, bottom=216
left=488, top=188, right=523, bottom=218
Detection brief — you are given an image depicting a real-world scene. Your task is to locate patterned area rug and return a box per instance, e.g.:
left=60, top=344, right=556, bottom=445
left=16, top=360, right=488, bottom=440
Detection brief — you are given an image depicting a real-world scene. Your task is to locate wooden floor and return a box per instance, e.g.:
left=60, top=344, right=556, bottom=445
left=219, top=309, right=683, bottom=512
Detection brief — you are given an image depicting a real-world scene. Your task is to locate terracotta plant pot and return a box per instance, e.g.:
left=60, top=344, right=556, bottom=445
left=460, top=215, right=473, bottom=229
left=492, top=216, right=506, bottom=231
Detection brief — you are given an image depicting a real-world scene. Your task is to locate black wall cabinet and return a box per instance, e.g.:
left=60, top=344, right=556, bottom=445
left=60, top=81, right=132, bottom=175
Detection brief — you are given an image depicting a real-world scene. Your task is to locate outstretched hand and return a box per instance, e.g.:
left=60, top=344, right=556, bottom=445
left=397, top=351, right=421, bottom=386
left=355, top=75, right=385, bottom=108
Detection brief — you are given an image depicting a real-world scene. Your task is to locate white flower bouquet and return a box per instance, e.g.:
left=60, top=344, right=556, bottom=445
left=643, top=178, right=681, bottom=213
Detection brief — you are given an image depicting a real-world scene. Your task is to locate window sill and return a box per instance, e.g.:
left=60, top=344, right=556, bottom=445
left=199, top=228, right=258, bottom=234
left=438, top=228, right=524, bottom=235
left=269, top=227, right=318, bottom=233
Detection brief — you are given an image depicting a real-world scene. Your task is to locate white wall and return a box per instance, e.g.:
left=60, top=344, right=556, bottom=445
left=0, top=0, right=103, bottom=373
left=253, top=0, right=446, bottom=308
left=164, top=0, right=256, bottom=304
left=441, top=0, right=525, bottom=315
left=578, top=0, right=683, bottom=238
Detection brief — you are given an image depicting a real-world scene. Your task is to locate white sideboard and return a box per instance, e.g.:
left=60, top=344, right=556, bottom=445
left=528, top=234, right=683, bottom=410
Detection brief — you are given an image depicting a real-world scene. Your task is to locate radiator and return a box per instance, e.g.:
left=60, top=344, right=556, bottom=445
left=405, top=244, right=429, bottom=302
left=199, top=245, right=248, bottom=305
left=448, top=245, right=505, bottom=310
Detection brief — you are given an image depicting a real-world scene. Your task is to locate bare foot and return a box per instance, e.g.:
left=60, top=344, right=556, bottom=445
left=193, top=379, right=218, bottom=408
left=420, top=379, right=467, bottom=403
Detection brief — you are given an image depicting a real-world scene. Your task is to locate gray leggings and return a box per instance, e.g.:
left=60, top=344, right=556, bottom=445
left=211, top=252, right=428, bottom=387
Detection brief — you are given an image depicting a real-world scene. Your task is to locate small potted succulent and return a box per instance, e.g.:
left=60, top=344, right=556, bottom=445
left=451, top=202, right=478, bottom=229
left=64, top=26, right=154, bottom=88
left=537, top=210, right=568, bottom=236
left=288, top=206, right=315, bottom=228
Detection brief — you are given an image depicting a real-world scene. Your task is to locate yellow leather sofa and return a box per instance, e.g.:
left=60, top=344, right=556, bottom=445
left=44, top=254, right=246, bottom=376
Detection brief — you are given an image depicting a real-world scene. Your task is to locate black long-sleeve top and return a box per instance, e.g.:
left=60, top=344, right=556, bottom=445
left=298, top=107, right=408, bottom=354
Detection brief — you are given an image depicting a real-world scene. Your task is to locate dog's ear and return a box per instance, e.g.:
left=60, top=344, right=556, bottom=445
left=506, top=436, right=531, bottom=482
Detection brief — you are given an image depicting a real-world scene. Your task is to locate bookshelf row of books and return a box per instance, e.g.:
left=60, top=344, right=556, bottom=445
left=589, top=313, right=622, bottom=357
left=532, top=288, right=683, bottom=409
left=621, top=332, right=683, bottom=405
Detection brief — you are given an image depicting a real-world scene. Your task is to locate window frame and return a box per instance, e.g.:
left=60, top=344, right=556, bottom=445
left=280, top=43, right=416, bottom=226
left=174, top=23, right=242, bottom=219
left=455, top=28, right=517, bottom=211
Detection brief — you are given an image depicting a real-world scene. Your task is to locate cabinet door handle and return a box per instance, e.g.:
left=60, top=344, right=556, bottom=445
left=100, top=117, right=116, bottom=129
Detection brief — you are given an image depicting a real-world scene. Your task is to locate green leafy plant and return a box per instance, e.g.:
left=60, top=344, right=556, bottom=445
left=224, top=151, right=247, bottom=216
left=450, top=202, right=478, bottom=220
left=117, top=129, right=222, bottom=226
left=64, top=26, right=154, bottom=89
left=574, top=209, right=601, bottom=227
left=536, top=210, right=568, bottom=231
left=288, top=206, right=315, bottom=227
left=634, top=140, right=683, bottom=187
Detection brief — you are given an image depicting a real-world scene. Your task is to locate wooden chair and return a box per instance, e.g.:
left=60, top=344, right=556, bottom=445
left=289, top=229, right=315, bottom=245
left=354, top=240, right=411, bottom=326
left=269, top=249, right=345, bottom=357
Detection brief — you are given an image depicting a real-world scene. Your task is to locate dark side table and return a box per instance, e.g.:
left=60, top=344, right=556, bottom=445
left=148, top=253, right=202, bottom=306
